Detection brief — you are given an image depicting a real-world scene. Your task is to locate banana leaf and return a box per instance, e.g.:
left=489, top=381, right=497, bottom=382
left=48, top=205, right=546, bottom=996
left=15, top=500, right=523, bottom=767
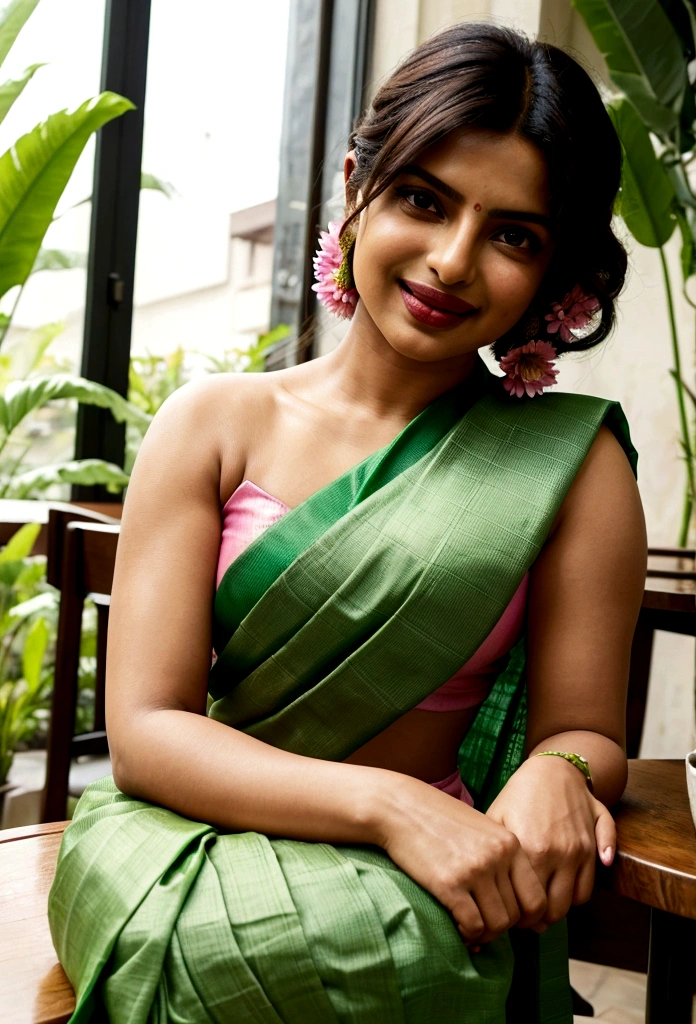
left=572, top=0, right=685, bottom=135
left=0, top=374, right=151, bottom=435
left=0, top=0, right=41, bottom=70
left=8, top=458, right=129, bottom=498
left=609, top=97, right=677, bottom=247
left=0, top=91, right=135, bottom=301
left=0, top=62, right=44, bottom=125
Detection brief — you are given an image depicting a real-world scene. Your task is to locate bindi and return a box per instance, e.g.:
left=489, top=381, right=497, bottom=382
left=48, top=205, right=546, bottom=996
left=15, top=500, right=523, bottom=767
left=473, top=203, right=482, bottom=212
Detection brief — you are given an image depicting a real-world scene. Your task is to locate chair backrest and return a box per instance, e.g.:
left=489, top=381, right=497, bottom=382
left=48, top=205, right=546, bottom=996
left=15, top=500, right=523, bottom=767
left=42, top=520, right=120, bottom=823
left=626, top=547, right=696, bottom=758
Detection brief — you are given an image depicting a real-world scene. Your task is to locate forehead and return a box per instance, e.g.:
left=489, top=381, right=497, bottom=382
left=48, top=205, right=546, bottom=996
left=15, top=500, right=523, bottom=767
left=411, top=128, right=550, bottom=214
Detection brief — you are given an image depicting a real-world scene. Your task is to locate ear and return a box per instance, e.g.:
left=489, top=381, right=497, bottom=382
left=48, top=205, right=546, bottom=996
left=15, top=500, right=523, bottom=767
left=344, top=149, right=357, bottom=186
left=344, top=149, right=364, bottom=213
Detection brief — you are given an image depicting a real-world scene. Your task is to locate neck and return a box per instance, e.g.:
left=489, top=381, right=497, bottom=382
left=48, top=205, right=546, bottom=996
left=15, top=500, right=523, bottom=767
left=305, top=304, right=485, bottom=424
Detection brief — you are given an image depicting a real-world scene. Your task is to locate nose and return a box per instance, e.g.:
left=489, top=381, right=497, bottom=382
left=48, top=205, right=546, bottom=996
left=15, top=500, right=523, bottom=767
left=425, top=217, right=479, bottom=288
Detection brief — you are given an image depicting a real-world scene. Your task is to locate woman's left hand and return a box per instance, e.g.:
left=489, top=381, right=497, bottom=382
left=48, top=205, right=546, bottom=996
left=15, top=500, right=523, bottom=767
left=485, top=753, right=616, bottom=931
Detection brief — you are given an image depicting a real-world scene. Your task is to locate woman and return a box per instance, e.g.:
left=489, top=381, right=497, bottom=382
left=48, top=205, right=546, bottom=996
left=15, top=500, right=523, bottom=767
left=49, top=21, right=646, bottom=1024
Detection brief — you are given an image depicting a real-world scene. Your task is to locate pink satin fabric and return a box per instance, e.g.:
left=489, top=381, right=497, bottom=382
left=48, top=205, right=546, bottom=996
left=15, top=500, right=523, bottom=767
left=216, top=479, right=529, bottom=799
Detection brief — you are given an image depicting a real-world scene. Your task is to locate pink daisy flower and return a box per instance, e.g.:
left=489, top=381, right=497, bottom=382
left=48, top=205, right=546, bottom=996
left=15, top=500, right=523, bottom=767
left=545, top=285, right=601, bottom=343
left=311, top=220, right=359, bottom=319
left=500, top=340, right=559, bottom=398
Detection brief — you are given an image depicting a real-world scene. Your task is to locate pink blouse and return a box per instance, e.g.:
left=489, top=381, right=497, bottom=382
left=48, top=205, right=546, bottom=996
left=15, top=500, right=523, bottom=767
left=216, top=480, right=529, bottom=714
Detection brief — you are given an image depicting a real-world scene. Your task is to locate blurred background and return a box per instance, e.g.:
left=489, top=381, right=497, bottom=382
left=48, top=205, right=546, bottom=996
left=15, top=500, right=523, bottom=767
left=0, top=0, right=692, bottom=765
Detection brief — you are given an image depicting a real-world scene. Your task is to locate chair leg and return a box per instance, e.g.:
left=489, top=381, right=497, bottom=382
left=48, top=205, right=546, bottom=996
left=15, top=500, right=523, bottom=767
left=646, top=908, right=694, bottom=1023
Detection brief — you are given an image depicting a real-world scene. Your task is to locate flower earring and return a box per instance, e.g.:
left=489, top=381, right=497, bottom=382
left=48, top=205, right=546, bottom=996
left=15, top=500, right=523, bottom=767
left=545, top=285, right=600, bottom=343
left=500, top=286, right=599, bottom=398
left=312, top=220, right=359, bottom=319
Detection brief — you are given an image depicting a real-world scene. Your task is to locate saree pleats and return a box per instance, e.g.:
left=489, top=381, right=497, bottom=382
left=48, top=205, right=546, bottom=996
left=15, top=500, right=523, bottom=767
left=48, top=362, right=638, bottom=1023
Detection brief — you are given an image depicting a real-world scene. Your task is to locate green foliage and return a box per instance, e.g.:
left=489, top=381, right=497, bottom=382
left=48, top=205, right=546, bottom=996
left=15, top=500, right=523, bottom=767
left=573, top=0, right=685, bottom=134
left=575, top=0, right=696, bottom=546
left=0, top=0, right=41, bottom=67
left=0, top=522, right=55, bottom=784
left=0, top=374, right=151, bottom=435
left=124, top=325, right=291, bottom=473
left=0, top=62, right=44, bottom=125
left=128, top=348, right=188, bottom=417
left=0, top=371, right=150, bottom=499
left=0, top=92, right=135, bottom=303
left=0, top=0, right=134, bottom=348
left=609, top=98, right=677, bottom=247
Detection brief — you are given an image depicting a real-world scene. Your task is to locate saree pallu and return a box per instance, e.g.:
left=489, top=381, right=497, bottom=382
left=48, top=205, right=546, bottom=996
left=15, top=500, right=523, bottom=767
left=48, top=358, right=638, bottom=1023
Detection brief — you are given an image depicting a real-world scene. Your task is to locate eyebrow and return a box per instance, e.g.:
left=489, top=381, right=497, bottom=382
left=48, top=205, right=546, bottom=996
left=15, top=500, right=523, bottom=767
left=398, top=163, right=553, bottom=231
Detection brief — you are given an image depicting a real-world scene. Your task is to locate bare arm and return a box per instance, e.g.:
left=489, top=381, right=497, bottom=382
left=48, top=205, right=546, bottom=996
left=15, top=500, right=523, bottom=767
left=523, top=422, right=647, bottom=806
left=105, top=375, right=392, bottom=844
left=483, top=423, right=647, bottom=927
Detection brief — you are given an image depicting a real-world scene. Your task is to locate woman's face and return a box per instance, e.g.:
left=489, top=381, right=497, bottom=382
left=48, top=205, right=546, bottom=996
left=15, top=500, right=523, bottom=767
left=347, top=129, right=555, bottom=364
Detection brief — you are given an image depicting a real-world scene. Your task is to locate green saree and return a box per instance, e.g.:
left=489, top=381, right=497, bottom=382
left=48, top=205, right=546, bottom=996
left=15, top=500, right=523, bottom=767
left=48, top=357, right=637, bottom=1023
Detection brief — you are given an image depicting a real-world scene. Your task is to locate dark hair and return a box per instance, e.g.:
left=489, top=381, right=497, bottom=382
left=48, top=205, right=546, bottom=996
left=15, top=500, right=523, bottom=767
left=342, top=21, right=627, bottom=360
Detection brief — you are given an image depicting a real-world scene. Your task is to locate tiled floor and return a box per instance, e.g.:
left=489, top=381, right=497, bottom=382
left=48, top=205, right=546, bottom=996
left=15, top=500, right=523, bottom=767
left=570, top=958, right=696, bottom=1023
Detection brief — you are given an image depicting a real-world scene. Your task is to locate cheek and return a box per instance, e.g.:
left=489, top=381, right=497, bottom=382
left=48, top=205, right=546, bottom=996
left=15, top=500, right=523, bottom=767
left=352, top=207, right=419, bottom=295
left=483, top=256, right=545, bottom=327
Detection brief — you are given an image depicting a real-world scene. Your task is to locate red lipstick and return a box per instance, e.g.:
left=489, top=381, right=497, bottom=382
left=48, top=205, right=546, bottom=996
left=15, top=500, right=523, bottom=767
left=398, top=279, right=478, bottom=329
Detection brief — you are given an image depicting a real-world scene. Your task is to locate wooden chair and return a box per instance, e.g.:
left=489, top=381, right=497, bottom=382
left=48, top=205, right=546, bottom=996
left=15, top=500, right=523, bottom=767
left=41, top=518, right=120, bottom=824
left=2, top=547, right=695, bottom=1022
left=0, top=498, right=122, bottom=556
left=568, top=546, right=696, bottom=1021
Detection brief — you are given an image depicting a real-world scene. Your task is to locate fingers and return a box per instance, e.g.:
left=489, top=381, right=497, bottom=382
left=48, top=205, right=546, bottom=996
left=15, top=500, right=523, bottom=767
left=544, top=868, right=581, bottom=925
left=509, top=850, right=547, bottom=929
left=452, top=892, right=485, bottom=945
left=572, top=853, right=595, bottom=907
left=594, top=804, right=616, bottom=867
left=495, top=871, right=522, bottom=930
left=471, top=876, right=518, bottom=944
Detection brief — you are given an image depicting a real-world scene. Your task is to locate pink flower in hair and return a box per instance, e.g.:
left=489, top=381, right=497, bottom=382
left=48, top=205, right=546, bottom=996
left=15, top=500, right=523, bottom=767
left=500, top=340, right=559, bottom=398
left=545, top=285, right=601, bottom=343
left=311, top=220, right=359, bottom=319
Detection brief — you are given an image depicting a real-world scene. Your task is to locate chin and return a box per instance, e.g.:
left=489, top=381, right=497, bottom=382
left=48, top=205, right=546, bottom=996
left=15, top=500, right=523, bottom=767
left=383, top=333, right=472, bottom=364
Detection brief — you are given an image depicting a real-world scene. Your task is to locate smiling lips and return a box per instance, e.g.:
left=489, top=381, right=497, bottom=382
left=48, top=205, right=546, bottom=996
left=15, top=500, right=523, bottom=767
left=398, top=278, right=478, bottom=329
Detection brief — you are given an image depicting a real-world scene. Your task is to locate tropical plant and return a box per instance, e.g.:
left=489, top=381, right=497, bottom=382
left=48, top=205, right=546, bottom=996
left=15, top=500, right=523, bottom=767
left=573, top=0, right=696, bottom=543
left=0, top=0, right=134, bottom=337
left=124, top=325, right=290, bottom=473
left=0, top=522, right=54, bottom=784
left=0, top=0, right=149, bottom=499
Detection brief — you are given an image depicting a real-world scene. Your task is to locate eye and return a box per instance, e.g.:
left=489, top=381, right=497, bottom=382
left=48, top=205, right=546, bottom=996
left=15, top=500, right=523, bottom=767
left=493, top=227, right=542, bottom=253
left=394, top=186, right=442, bottom=216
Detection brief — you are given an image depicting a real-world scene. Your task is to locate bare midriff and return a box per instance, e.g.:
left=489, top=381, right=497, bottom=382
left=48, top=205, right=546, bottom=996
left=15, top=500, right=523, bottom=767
left=342, top=704, right=481, bottom=783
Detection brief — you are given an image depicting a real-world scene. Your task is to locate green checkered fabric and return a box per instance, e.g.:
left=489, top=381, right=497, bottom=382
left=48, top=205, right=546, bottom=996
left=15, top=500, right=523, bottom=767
left=48, top=358, right=636, bottom=1023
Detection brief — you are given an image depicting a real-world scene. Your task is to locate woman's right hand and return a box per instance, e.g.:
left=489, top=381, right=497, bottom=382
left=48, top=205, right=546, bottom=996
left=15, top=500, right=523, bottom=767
left=376, top=776, right=548, bottom=947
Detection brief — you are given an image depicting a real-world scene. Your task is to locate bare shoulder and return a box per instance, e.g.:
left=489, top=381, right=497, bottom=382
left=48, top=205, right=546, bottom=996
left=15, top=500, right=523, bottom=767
left=535, top=424, right=647, bottom=618
left=128, top=370, right=284, bottom=509
left=548, top=424, right=644, bottom=544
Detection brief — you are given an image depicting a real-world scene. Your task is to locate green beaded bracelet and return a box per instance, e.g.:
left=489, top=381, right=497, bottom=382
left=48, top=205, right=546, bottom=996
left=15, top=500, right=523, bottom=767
left=535, top=750, right=594, bottom=793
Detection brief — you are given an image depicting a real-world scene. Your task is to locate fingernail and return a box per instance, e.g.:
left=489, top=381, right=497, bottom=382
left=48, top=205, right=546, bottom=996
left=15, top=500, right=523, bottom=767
left=601, top=846, right=613, bottom=864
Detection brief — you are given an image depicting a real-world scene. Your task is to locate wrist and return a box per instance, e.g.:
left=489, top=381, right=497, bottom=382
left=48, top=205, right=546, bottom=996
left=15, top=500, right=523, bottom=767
left=360, top=768, right=440, bottom=848
left=520, top=751, right=591, bottom=789
left=534, top=750, right=593, bottom=792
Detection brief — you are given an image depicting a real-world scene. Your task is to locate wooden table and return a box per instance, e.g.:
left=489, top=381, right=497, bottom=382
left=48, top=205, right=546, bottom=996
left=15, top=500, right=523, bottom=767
left=1, top=762, right=694, bottom=1023
left=608, top=759, right=696, bottom=1022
